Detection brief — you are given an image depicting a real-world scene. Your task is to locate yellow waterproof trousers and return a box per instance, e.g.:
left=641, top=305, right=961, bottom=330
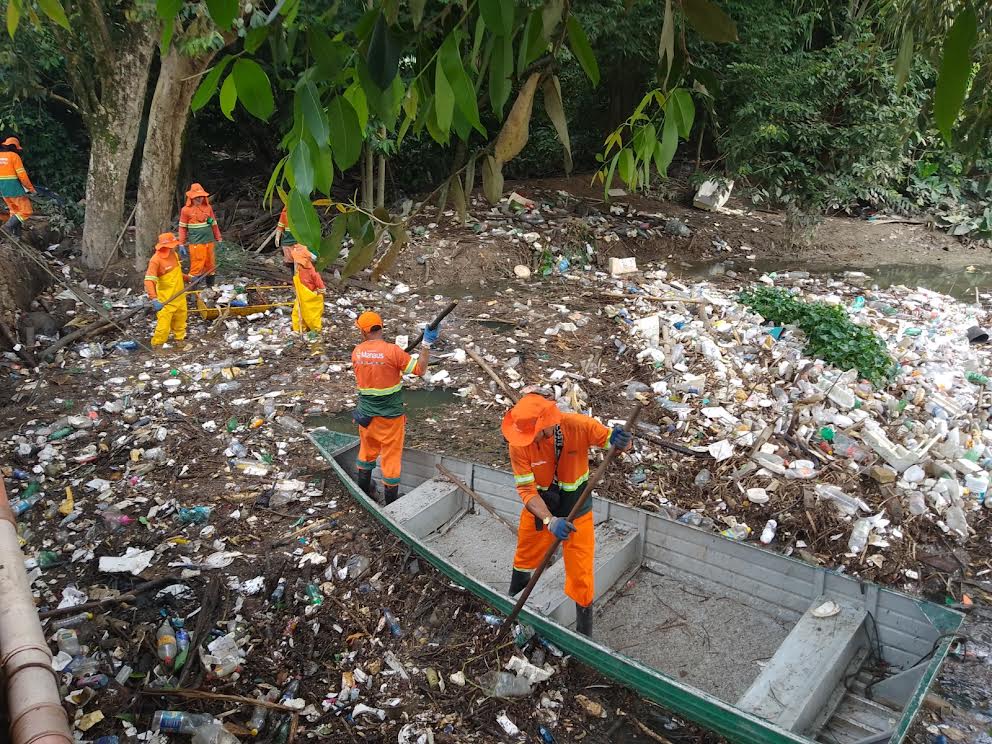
left=151, top=265, right=188, bottom=346
left=291, top=275, right=323, bottom=332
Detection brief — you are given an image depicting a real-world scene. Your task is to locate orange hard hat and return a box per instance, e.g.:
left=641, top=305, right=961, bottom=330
left=2, top=137, right=22, bottom=150
left=185, top=182, right=210, bottom=200
left=155, top=232, right=180, bottom=252
left=501, top=393, right=563, bottom=447
left=356, top=311, right=383, bottom=333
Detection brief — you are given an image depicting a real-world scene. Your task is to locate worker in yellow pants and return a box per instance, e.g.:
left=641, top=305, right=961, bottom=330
left=144, top=232, right=189, bottom=348
left=290, top=245, right=325, bottom=334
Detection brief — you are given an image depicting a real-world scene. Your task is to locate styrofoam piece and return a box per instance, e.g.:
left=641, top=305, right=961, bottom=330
left=609, top=257, right=638, bottom=276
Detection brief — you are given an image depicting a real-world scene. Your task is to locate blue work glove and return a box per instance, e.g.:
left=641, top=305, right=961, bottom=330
left=178, top=244, right=189, bottom=260
left=423, top=323, right=440, bottom=346
left=609, top=425, right=633, bottom=450
left=549, top=517, right=576, bottom=541
left=151, top=299, right=165, bottom=312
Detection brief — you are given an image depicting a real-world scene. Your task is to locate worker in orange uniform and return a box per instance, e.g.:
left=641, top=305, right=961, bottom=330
left=290, top=244, right=325, bottom=334
left=178, top=183, right=221, bottom=287
left=351, top=311, right=440, bottom=504
left=275, top=206, right=297, bottom=279
left=144, top=232, right=190, bottom=348
left=0, top=137, right=36, bottom=235
left=502, top=392, right=633, bottom=637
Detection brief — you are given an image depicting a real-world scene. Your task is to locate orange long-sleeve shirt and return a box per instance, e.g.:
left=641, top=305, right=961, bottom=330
left=509, top=412, right=611, bottom=509
left=0, top=151, right=34, bottom=196
left=143, top=249, right=187, bottom=300
left=296, top=264, right=325, bottom=292
left=178, top=203, right=222, bottom=244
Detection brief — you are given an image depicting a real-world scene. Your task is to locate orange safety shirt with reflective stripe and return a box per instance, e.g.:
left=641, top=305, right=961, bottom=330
left=144, top=249, right=185, bottom=305
left=178, top=204, right=222, bottom=245
left=509, top=412, right=611, bottom=514
left=0, top=152, right=34, bottom=197
left=351, top=338, right=420, bottom=418
left=277, top=207, right=297, bottom=247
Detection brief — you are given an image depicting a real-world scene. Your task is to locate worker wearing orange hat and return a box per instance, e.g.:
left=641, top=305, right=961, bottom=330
left=351, top=311, right=441, bottom=504
left=0, top=137, right=36, bottom=235
left=144, top=232, right=190, bottom=348
left=275, top=205, right=297, bottom=278
left=290, top=244, right=325, bottom=334
left=177, top=183, right=221, bottom=287
left=503, top=392, right=633, bottom=637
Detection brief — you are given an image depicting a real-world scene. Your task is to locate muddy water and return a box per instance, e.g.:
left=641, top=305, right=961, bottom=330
left=305, top=388, right=461, bottom=433
left=677, top=259, right=992, bottom=301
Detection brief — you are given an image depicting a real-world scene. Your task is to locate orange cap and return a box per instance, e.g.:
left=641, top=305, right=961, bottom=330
left=185, top=182, right=210, bottom=200
left=356, top=311, right=383, bottom=333
left=155, top=232, right=180, bottom=252
left=2, top=137, right=21, bottom=150
left=501, top=393, right=562, bottom=447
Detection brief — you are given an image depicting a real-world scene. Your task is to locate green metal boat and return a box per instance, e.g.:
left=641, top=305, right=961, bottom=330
left=310, top=428, right=962, bottom=744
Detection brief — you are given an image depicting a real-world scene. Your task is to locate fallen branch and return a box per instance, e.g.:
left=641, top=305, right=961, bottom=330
left=466, top=346, right=519, bottom=403
left=98, top=204, right=136, bottom=284
left=0, top=318, right=37, bottom=367
left=437, top=464, right=516, bottom=534
left=140, top=687, right=297, bottom=713
left=39, top=576, right=180, bottom=619
left=635, top=427, right=709, bottom=458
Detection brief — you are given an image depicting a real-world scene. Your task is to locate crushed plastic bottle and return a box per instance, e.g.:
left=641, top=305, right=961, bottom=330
left=815, top=484, right=868, bottom=516
left=848, top=519, right=872, bottom=554
left=55, top=628, right=81, bottom=656
left=157, top=620, right=177, bottom=667
left=51, top=612, right=93, bottom=630
left=11, top=482, right=43, bottom=517
left=346, top=554, right=370, bottom=579
left=945, top=506, right=968, bottom=538
left=190, top=724, right=241, bottom=744
left=153, top=711, right=215, bottom=734
left=478, top=670, right=533, bottom=698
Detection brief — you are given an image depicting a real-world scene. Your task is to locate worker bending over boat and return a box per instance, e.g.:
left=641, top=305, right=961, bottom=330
left=290, top=245, right=325, bottom=335
left=502, top=391, right=633, bottom=637
left=144, top=232, right=190, bottom=349
left=351, top=311, right=440, bottom=504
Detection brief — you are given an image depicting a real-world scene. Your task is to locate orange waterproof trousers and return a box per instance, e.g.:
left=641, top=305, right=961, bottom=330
left=3, top=196, right=32, bottom=222
left=356, top=415, right=405, bottom=487
left=188, top=242, right=216, bottom=277
left=513, top=509, right=595, bottom=606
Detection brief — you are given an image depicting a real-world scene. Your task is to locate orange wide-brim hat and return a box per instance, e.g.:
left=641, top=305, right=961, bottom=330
left=185, top=183, right=210, bottom=200
left=2, top=137, right=22, bottom=150
left=356, top=311, right=383, bottom=333
left=501, top=393, right=562, bottom=447
left=291, top=244, right=315, bottom=266
left=155, top=232, right=180, bottom=251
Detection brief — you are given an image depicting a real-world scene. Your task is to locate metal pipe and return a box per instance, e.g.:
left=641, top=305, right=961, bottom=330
left=0, top=477, right=74, bottom=744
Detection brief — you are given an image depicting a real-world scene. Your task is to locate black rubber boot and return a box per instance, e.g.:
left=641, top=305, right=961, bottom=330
left=356, top=468, right=374, bottom=497
left=576, top=602, right=593, bottom=637
left=509, top=569, right=532, bottom=597
left=383, top=484, right=400, bottom=505
left=3, top=215, right=21, bottom=235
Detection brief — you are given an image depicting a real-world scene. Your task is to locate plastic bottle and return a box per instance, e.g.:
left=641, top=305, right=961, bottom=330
left=51, top=612, right=93, bottom=630
left=11, top=483, right=43, bottom=516
left=276, top=416, right=304, bottom=433
left=191, top=722, right=242, bottom=744
left=965, top=371, right=989, bottom=386
left=269, top=578, right=287, bottom=604
left=831, top=432, right=870, bottom=463
left=945, top=506, right=968, bottom=537
left=55, top=628, right=82, bottom=656
left=304, top=583, right=323, bottom=606
left=157, top=620, right=177, bottom=667
left=174, top=622, right=190, bottom=670
left=382, top=609, right=403, bottom=637
left=67, top=655, right=99, bottom=676
left=152, top=711, right=215, bottom=735
left=848, top=519, right=871, bottom=554
left=345, top=555, right=370, bottom=579
left=479, top=670, right=533, bottom=697
left=908, top=492, right=928, bottom=516
left=760, top=519, right=777, bottom=545
left=965, top=472, right=989, bottom=504
left=36, top=550, right=61, bottom=568
left=248, top=689, right=280, bottom=736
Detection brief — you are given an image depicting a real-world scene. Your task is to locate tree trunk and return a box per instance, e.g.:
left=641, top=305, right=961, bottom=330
left=361, top=146, right=374, bottom=210
left=79, top=27, right=156, bottom=270
left=134, top=46, right=219, bottom=271
left=375, top=154, right=386, bottom=209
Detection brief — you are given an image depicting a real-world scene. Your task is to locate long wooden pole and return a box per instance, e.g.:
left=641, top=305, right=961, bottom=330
left=437, top=463, right=516, bottom=534
left=404, top=300, right=458, bottom=352
left=498, top=401, right=643, bottom=634
left=97, top=204, right=137, bottom=284
left=466, top=346, right=519, bottom=403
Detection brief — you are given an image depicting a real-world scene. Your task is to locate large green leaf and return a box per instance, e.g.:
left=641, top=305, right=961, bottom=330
left=327, top=96, right=362, bottom=171
left=934, top=7, right=978, bottom=143
left=682, top=0, right=738, bottom=43
left=345, top=83, right=369, bottom=132
left=205, top=0, right=238, bottom=29
left=653, top=114, right=678, bottom=178
left=440, top=33, right=485, bottom=135
left=489, top=33, right=513, bottom=118
left=665, top=88, right=694, bottom=139
left=288, top=188, right=321, bottom=249
left=7, top=0, right=20, bottom=37
left=37, top=0, right=68, bottom=25
left=368, top=14, right=401, bottom=89
left=156, top=0, right=182, bottom=19
left=244, top=26, right=269, bottom=54
left=290, top=139, right=315, bottom=196
left=434, top=58, right=455, bottom=134
left=893, top=29, right=914, bottom=91
left=309, top=30, right=347, bottom=81
left=316, top=216, right=347, bottom=271
left=479, top=0, right=513, bottom=36
left=566, top=16, right=599, bottom=87
left=191, top=56, right=233, bottom=111
left=410, top=0, right=427, bottom=28
left=517, top=11, right=545, bottom=77
left=263, top=157, right=286, bottom=208
left=314, top=142, right=334, bottom=196
left=219, top=74, right=237, bottom=120
left=232, top=59, right=274, bottom=121
left=542, top=75, right=572, bottom=173
left=541, top=0, right=563, bottom=41
left=298, top=81, right=328, bottom=145
left=618, top=148, right=636, bottom=187
left=634, top=123, right=657, bottom=161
